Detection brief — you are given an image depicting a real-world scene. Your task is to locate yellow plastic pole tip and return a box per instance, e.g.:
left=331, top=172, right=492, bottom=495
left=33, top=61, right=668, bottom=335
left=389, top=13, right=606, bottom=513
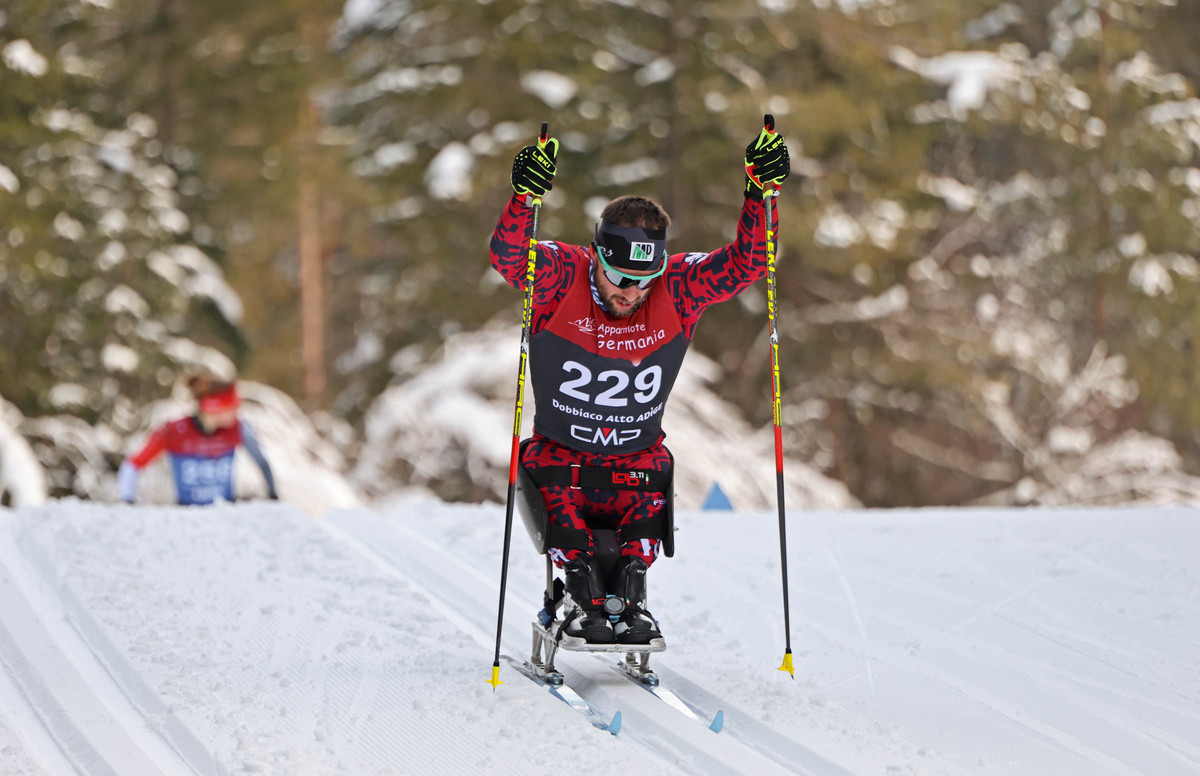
left=487, top=665, right=503, bottom=690
left=778, top=652, right=795, bottom=678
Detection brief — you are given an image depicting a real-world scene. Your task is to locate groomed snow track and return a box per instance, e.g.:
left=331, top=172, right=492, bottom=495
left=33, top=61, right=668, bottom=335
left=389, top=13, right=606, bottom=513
left=320, top=509, right=853, bottom=776
left=0, top=503, right=840, bottom=776
left=5, top=502, right=1199, bottom=775
left=0, top=518, right=226, bottom=776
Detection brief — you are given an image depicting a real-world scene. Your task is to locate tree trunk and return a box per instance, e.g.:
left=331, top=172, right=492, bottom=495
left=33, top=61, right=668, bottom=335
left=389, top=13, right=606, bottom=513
left=298, top=176, right=325, bottom=405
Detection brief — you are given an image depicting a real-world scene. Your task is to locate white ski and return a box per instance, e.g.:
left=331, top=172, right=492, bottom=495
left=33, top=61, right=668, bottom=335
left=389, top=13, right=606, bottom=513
left=505, top=657, right=622, bottom=735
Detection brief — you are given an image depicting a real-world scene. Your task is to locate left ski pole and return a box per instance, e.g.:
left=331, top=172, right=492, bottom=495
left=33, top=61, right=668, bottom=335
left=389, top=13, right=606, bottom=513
left=760, top=114, right=795, bottom=678
left=489, top=121, right=551, bottom=690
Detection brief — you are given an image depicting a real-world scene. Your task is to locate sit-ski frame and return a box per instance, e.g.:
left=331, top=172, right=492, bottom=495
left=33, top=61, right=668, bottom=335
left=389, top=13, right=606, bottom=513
left=524, top=557, right=666, bottom=687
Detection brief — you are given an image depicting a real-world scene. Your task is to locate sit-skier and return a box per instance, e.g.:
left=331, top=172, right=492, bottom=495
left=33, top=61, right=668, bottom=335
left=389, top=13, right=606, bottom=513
left=489, top=123, right=790, bottom=643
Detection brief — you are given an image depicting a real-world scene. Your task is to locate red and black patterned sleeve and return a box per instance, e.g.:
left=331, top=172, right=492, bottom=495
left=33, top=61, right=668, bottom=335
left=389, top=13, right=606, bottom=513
left=664, top=194, right=777, bottom=338
left=489, top=194, right=586, bottom=331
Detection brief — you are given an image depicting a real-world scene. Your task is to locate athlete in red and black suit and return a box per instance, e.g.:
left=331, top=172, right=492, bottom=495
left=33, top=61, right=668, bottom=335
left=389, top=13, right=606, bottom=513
left=490, top=125, right=791, bottom=644
left=118, top=375, right=278, bottom=506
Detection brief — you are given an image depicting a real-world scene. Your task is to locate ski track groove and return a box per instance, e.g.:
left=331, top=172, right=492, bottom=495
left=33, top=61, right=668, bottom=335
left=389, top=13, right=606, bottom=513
left=822, top=544, right=875, bottom=693
left=673, top=527, right=1200, bottom=775
left=0, top=518, right=226, bottom=776
left=0, top=613, right=81, bottom=776
left=777, top=561, right=1199, bottom=775
left=948, top=549, right=1200, bottom=655
left=831, top=545, right=1200, bottom=682
left=318, top=509, right=849, bottom=776
left=10, top=509, right=451, bottom=776
left=1064, top=544, right=1200, bottom=617
left=813, top=540, right=1200, bottom=697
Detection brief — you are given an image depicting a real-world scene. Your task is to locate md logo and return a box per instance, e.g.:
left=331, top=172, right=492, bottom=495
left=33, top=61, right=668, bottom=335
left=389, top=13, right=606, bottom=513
left=570, top=425, right=641, bottom=446
left=629, top=241, right=656, bottom=263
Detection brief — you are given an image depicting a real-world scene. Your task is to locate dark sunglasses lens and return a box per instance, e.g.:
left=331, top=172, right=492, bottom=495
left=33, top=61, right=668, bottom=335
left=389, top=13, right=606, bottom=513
left=604, top=266, right=642, bottom=289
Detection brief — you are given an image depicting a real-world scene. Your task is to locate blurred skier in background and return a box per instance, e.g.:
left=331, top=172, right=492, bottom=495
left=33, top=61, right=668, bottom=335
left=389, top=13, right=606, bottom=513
left=490, top=123, right=790, bottom=645
left=118, top=373, right=278, bottom=505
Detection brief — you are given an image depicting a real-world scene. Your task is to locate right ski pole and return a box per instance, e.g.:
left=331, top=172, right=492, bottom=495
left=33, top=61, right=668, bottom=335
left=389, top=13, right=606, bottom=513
left=489, top=122, right=551, bottom=691
left=760, top=113, right=795, bottom=678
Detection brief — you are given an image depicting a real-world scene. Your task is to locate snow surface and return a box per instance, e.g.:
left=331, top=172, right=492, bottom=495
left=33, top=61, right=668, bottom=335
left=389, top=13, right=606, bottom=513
left=2, top=499, right=1199, bottom=775
left=0, top=400, right=45, bottom=508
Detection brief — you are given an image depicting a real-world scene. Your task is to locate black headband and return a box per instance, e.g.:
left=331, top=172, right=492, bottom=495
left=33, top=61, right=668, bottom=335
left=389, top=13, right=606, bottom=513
left=592, top=222, right=668, bottom=272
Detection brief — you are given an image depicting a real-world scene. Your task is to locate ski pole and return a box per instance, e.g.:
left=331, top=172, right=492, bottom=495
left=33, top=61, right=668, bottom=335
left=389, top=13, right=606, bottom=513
left=489, top=121, right=551, bottom=690
left=761, top=113, right=795, bottom=678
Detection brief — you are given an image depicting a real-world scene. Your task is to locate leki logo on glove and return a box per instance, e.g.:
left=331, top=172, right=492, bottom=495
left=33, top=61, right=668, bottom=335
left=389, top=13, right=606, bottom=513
left=629, top=242, right=656, bottom=263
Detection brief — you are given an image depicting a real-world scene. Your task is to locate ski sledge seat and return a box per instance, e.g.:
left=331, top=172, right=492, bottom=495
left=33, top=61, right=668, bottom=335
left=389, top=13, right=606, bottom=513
left=514, top=438, right=675, bottom=559
left=515, top=439, right=672, bottom=685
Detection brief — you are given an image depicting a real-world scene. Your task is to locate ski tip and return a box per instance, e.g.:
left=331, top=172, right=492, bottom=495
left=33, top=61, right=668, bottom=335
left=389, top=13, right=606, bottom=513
left=778, top=651, right=795, bottom=678
left=487, top=664, right=504, bottom=691
left=709, top=710, right=725, bottom=733
left=609, top=711, right=622, bottom=736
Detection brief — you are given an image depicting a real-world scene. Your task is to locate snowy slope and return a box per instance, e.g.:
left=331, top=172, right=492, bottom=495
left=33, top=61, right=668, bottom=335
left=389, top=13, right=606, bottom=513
left=2, top=500, right=1199, bottom=775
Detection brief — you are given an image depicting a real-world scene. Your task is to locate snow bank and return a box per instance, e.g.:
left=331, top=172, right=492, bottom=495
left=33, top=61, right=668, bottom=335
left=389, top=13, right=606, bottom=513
left=0, top=397, right=46, bottom=508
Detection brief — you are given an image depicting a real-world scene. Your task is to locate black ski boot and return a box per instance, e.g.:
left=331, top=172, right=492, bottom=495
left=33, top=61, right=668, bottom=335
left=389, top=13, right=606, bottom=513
left=610, top=557, right=662, bottom=644
left=562, top=558, right=616, bottom=644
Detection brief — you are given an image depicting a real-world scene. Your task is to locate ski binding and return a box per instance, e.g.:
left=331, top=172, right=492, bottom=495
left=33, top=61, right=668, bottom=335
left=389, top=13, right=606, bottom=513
left=525, top=618, right=666, bottom=687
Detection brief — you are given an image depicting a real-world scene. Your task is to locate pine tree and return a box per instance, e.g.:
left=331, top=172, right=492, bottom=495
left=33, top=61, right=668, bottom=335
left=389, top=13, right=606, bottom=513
left=0, top=0, right=247, bottom=493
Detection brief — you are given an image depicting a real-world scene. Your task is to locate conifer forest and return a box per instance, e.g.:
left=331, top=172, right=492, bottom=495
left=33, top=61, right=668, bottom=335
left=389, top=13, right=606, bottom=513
left=4, top=0, right=1200, bottom=508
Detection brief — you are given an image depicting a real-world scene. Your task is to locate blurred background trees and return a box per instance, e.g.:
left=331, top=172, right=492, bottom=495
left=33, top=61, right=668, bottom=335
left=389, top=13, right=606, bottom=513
left=3, top=0, right=1199, bottom=507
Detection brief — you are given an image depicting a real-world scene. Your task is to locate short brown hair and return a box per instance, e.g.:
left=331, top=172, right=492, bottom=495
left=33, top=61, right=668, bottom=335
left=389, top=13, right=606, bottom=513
left=600, top=196, right=670, bottom=230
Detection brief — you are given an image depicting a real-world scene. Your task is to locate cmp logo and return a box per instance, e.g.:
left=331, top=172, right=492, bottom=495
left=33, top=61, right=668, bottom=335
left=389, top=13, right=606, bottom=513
left=569, top=317, right=596, bottom=334
left=570, top=425, right=641, bottom=447
left=629, top=242, right=656, bottom=263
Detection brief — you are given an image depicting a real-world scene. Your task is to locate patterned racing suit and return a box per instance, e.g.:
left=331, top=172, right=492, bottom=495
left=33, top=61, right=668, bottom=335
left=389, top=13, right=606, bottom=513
left=119, top=416, right=277, bottom=505
left=489, top=192, right=776, bottom=567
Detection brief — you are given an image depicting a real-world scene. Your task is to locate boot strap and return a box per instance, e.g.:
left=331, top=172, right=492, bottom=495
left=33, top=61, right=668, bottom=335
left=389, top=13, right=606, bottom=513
left=548, top=516, right=665, bottom=550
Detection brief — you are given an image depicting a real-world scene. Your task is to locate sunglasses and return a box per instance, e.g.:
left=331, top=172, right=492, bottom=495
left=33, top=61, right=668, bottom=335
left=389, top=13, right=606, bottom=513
left=594, top=245, right=665, bottom=289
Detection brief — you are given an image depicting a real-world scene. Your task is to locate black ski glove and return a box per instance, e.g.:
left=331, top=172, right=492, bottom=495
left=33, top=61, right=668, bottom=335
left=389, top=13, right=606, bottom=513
left=510, top=136, right=560, bottom=198
left=744, top=126, right=790, bottom=200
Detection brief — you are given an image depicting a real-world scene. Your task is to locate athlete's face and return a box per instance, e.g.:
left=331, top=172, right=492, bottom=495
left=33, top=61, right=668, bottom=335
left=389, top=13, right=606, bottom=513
left=200, top=409, right=238, bottom=431
left=592, top=247, right=655, bottom=319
